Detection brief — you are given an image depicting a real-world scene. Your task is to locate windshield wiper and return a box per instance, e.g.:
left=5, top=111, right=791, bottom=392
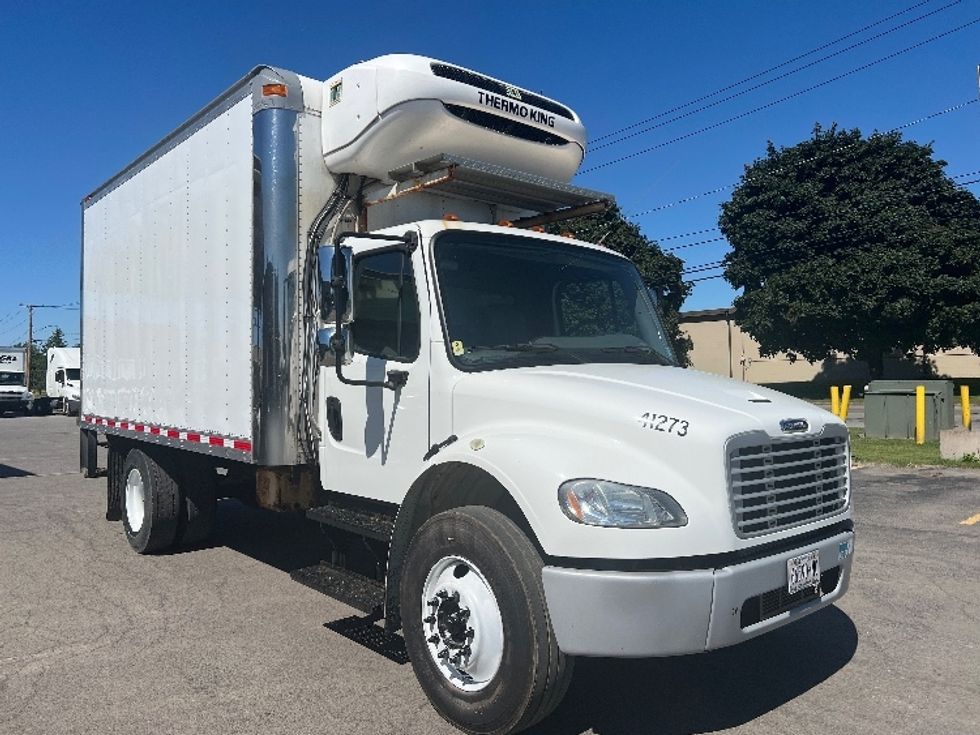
left=600, top=345, right=673, bottom=365
left=468, top=342, right=559, bottom=353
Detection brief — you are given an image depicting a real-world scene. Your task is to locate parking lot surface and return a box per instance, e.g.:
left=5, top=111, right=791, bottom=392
left=1, top=414, right=978, bottom=734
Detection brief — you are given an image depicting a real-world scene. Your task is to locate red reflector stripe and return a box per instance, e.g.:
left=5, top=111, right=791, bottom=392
left=85, top=415, right=252, bottom=455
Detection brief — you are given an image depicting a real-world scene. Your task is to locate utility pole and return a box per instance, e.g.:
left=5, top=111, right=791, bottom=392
left=20, top=303, right=65, bottom=392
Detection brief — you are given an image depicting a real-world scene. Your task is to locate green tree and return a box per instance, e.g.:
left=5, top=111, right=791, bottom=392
left=44, top=328, right=67, bottom=350
left=720, top=125, right=980, bottom=378
left=551, top=205, right=693, bottom=364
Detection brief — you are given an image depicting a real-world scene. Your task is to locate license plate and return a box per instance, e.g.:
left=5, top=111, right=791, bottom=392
left=787, top=550, right=820, bottom=595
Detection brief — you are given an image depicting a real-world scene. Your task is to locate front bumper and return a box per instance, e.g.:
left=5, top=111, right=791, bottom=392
left=541, top=528, right=854, bottom=657
left=0, top=394, right=31, bottom=410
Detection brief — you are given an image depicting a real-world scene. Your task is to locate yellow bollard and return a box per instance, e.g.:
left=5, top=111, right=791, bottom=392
left=961, top=385, right=971, bottom=431
left=830, top=386, right=840, bottom=417
left=915, top=385, right=926, bottom=444
left=839, top=385, right=852, bottom=423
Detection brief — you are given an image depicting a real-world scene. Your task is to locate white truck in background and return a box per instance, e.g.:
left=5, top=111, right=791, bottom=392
left=0, top=347, right=33, bottom=415
left=81, top=55, right=854, bottom=734
left=45, top=347, right=81, bottom=415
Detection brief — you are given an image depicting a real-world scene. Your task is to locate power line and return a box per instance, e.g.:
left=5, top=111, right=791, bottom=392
left=654, top=226, right=720, bottom=242
left=630, top=98, right=979, bottom=218
left=659, top=166, right=980, bottom=261
left=591, top=1, right=962, bottom=152
left=0, top=318, right=28, bottom=341
left=592, top=0, right=942, bottom=143
left=581, top=17, right=980, bottom=174
left=666, top=236, right=727, bottom=253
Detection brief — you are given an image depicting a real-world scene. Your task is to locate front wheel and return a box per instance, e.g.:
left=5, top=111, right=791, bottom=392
left=400, top=506, right=573, bottom=735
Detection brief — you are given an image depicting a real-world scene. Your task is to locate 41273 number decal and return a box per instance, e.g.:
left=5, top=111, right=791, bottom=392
left=638, top=412, right=689, bottom=437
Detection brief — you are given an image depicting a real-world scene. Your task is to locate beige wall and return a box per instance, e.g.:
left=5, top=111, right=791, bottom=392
left=680, top=310, right=980, bottom=384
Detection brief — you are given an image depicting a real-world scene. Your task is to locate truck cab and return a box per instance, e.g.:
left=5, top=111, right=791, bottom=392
left=0, top=347, right=32, bottom=415
left=46, top=347, right=81, bottom=415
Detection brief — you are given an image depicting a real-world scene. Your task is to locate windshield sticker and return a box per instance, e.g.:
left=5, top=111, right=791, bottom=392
left=638, top=412, right=689, bottom=437
left=451, top=340, right=465, bottom=356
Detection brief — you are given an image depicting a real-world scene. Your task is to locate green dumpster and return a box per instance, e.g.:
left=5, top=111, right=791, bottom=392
left=864, top=380, right=954, bottom=441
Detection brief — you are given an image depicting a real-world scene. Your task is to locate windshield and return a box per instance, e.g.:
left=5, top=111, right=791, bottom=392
left=434, top=232, right=678, bottom=370
left=0, top=372, right=25, bottom=386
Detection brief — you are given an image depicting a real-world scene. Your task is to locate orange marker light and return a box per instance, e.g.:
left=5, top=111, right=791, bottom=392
left=560, top=231, right=575, bottom=239
left=443, top=213, right=460, bottom=221
left=497, top=220, right=514, bottom=227
left=530, top=226, right=545, bottom=232
left=262, top=83, right=288, bottom=97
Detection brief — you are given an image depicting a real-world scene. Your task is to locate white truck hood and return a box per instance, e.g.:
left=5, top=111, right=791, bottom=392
left=453, top=363, right=836, bottom=441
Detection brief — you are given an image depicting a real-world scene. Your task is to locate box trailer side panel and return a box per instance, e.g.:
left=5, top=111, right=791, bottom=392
left=82, top=97, right=254, bottom=447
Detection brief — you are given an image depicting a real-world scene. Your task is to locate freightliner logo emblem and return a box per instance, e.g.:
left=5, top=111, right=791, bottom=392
left=779, top=418, right=809, bottom=433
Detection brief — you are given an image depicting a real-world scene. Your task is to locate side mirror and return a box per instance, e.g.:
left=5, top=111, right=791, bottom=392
left=317, top=327, right=353, bottom=366
left=318, top=245, right=354, bottom=325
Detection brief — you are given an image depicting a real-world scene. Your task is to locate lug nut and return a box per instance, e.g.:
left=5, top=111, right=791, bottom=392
left=423, top=615, right=435, bottom=624
left=438, top=648, right=450, bottom=659
left=436, top=590, right=448, bottom=599
left=466, top=628, right=475, bottom=640
left=427, top=597, right=439, bottom=607
left=428, top=635, right=439, bottom=644
left=459, top=609, right=470, bottom=619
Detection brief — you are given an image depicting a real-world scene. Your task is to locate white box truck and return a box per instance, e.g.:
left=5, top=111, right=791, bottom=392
left=81, top=55, right=854, bottom=734
left=0, top=346, right=33, bottom=415
left=45, top=347, right=81, bottom=415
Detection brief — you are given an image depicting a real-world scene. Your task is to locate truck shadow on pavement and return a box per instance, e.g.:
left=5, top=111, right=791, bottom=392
left=528, top=605, right=858, bottom=735
left=0, top=463, right=35, bottom=478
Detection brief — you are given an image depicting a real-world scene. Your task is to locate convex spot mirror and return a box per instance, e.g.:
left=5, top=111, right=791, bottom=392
left=318, top=245, right=354, bottom=325
left=317, top=326, right=353, bottom=366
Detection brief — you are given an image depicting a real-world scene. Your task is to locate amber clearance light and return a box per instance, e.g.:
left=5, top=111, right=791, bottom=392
left=262, top=83, right=288, bottom=97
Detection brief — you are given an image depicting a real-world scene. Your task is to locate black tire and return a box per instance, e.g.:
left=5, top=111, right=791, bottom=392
left=174, top=455, right=217, bottom=547
left=121, top=448, right=180, bottom=554
left=400, top=506, right=573, bottom=735
left=105, top=439, right=125, bottom=521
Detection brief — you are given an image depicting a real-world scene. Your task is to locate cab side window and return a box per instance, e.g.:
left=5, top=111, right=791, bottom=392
left=351, top=251, right=421, bottom=362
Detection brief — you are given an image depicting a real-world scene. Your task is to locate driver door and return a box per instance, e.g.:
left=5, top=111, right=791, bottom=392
left=319, top=242, right=431, bottom=503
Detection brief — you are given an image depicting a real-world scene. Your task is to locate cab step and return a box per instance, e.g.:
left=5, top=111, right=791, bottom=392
left=290, top=561, right=385, bottom=615
left=306, top=500, right=396, bottom=543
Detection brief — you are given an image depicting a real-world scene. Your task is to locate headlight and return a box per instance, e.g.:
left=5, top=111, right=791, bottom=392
left=558, top=479, right=687, bottom=528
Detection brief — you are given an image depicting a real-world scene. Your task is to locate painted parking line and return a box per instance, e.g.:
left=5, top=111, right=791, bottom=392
left=959, top=513, right=980, bottom=526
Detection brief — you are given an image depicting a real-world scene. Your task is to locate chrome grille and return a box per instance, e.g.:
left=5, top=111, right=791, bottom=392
left=727, top=427, right=848, bottom=538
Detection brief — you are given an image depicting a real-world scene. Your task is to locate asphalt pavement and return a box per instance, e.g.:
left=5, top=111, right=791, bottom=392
left=1, top=414, right=978, bottom=735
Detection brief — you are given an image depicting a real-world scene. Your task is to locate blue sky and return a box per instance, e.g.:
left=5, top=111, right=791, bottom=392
left=1, top=0, right=977, bottom=347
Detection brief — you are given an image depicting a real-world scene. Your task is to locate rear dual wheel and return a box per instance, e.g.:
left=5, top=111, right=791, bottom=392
left=120, top=447, right=215, bottom=554
left=401, top=506, right=573, bottom=735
